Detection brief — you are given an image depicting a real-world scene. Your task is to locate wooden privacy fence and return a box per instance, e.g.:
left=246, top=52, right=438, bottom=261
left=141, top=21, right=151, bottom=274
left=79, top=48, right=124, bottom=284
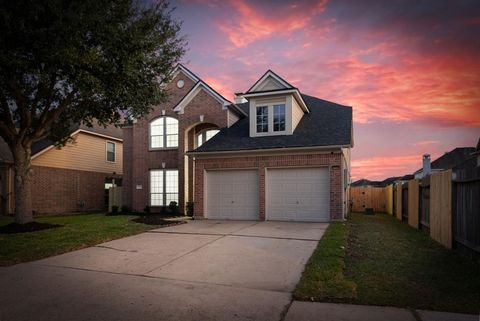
left=453, top=167, right=480, bottom=252
left=350, top=168, right=479, bottom=252
left=108, top=186, right=122, bottom=212
left=350, top=186, right=386, bottom=213
left=430, top=170, right=452, bottom=249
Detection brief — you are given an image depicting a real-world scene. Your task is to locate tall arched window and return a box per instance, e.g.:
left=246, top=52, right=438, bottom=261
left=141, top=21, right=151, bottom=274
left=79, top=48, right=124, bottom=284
left=150, top=117, right=178, bottom=149
left=197, top=129, right=220, bottom=147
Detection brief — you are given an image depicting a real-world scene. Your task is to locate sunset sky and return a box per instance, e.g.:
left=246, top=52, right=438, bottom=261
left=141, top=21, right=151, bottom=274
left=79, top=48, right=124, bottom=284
left=171, top=0, right=480, bottom=181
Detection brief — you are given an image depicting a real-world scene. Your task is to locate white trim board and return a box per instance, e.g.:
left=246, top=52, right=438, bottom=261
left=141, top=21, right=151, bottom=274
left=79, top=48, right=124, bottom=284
left=173, top=81, right=231, bottom=114
left=170, top=64, right=199, bottom=83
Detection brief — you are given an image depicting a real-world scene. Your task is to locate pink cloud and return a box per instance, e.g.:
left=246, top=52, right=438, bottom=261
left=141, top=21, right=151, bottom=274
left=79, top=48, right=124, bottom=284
left=215, top=0, right=327, bottom=47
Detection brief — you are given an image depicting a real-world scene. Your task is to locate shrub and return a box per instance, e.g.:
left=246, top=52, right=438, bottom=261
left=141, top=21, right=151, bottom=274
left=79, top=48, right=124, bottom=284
left=143, top=205, right=151, bottom=215
left=111, top=206, right=119, bottom=215
left=186, top=202, right=194, bottom=217
left=168, top=201, right=179, bottom=215
left=121, top=205, right=131, bottom=214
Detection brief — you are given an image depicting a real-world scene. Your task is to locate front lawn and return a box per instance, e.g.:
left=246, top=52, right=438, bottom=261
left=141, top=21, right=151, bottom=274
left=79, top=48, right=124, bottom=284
left=294, top=213, right=480, bottom=314
left=0, top=213, right=169, bottom=266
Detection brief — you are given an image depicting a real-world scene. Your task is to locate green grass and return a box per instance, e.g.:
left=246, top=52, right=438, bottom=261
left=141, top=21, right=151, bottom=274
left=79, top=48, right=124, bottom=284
left=0, top=213, right=163, bottom=266
left=295, top=213, right=480, bottom=314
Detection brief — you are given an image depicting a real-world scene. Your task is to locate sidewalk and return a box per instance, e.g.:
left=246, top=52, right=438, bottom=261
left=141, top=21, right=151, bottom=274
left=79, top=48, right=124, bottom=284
left=284, top=301, right=479, bottom=321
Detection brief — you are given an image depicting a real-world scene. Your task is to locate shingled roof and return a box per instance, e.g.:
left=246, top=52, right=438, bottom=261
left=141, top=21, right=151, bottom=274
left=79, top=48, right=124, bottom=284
left=190, top=94, right=353, bottom=153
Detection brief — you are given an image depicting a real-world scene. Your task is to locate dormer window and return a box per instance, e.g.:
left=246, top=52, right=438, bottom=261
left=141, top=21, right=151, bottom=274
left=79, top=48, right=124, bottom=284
left=273, top=104, right=286, bottom=131
left=256, top=106, right=269, bottom=133
left=245, top=70, right=310, bottom=138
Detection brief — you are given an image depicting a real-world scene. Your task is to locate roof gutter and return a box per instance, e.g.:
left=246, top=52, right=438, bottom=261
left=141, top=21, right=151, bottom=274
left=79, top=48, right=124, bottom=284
left=186, top=144, right=352, bottom=157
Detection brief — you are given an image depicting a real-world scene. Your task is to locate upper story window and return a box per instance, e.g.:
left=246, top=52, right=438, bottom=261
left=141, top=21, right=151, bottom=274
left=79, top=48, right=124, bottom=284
left=273, top=104, right=286, bottom=131
left=106, top=141, right=116, bottom=162
left=255, top=103, right=286, bottom=134
left=197, top=129, right=220, bottom=147
left=256, top=106, right=269, bottom=133
left=150, top=117, right=178, bottom=149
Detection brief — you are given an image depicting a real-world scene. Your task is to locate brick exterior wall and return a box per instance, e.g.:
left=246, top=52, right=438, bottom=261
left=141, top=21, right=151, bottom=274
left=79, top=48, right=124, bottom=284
left=123, top=71, right=232, bottom=213
left=31, top=165, right=120, bottom=214
left=194, top=152, right=345, bottom=221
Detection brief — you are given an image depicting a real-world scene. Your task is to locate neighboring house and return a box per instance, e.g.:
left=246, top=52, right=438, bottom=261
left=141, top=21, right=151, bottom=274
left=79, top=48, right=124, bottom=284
left=351, top=179, right=382, bottom=187
left=0, top=124, right=123, bottom=215
left=413, top=147, right=476, bottom=179
left=123, top=64, right=353, bottom=222
left=351, top=175, right=414, bottom=188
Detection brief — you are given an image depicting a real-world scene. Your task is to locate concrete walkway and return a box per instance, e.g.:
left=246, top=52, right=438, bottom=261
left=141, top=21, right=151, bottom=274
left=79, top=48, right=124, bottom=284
left=284, top=301, right=478, bottom=321
left=0, top=220, right=477, bottom=321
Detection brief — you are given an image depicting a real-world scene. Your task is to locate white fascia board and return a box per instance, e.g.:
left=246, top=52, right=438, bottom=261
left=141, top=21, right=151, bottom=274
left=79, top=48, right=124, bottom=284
left=173, top=81, right=231, bottom=114
left=187, top=144, right=351, bottom=156
left=248, top=71, right=292, bottom=92
left=171, top=64, right=199, bottom=83
left=243, top=89, right=310, bottom=113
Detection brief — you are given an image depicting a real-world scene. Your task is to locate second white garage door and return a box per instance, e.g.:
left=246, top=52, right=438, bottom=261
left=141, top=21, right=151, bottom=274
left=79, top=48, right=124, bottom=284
left=205, top=169, right=259, bottom=220
left=266, top=167, right=330, bottom=222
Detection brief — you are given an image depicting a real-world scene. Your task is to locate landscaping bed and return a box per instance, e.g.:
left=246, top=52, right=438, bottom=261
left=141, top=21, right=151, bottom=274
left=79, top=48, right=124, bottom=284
left=294, top=213, right=480, bottom=314
left=0, top=213, right=183, bottom=266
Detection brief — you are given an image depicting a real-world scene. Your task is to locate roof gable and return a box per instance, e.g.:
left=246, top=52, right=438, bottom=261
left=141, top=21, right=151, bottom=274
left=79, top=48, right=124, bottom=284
left=173, top=80, right=232, bottom=114
left=246, top=70, right=294, bottom=93
left=170, top=64, right=199, bottom=83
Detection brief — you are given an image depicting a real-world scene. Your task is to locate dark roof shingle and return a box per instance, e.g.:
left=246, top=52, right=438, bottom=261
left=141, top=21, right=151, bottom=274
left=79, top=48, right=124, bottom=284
left=191, top=94, right=352, bottom=153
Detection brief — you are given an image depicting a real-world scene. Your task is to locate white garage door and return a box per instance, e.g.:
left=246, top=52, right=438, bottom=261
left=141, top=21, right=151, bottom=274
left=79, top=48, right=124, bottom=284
left=205, top=169, right=259, bottom=220
left=267, top=167, right=330, bottom=222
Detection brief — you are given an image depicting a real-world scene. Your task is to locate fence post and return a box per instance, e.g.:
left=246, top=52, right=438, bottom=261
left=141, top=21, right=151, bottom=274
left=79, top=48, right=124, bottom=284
left=408, top=179, right=420, bottom=229
left=430, top=170, right=452, bottom=249
left=395, top=183, right=402, bottom=220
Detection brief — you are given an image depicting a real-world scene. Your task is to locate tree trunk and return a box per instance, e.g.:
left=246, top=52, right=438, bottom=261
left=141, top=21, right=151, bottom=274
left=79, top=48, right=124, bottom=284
left=12, top=143, right=34, bottom=224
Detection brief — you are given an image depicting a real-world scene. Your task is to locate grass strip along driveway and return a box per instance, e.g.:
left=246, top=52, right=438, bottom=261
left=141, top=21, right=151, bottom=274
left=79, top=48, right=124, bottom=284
left=0, top=214, right=166, bottom=266
left=294, top=213, right=480, bottom=314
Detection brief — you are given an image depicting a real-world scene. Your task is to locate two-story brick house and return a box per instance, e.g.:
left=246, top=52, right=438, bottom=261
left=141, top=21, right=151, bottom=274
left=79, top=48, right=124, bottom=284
left=122, top=64, right=353, bottom=221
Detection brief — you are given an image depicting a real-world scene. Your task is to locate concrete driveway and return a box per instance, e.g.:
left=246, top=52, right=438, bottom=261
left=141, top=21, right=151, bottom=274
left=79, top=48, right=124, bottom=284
left=0, top=220, right=327, bottom=321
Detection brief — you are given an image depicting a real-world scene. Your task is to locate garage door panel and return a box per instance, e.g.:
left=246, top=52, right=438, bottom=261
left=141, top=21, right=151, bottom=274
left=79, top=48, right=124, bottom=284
left=267, top=168, right=330, bottom=222
left=206, top=170, right=259, bottom=220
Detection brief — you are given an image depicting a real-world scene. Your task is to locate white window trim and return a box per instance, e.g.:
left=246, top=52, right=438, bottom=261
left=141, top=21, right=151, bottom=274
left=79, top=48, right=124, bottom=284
left=149, top=169, right=179, bottom=207
left=106, top=141, right=116, bottom=163
left=149, top=116, right=179, bottom=150
left=254, top=101, right=287, bottom=136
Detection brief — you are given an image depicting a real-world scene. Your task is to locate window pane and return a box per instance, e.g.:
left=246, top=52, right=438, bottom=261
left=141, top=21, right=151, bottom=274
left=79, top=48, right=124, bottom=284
left=256, top=106, right=268, bottom=133
left=273, top=104, right=285, bottom=132
left=165, top=117, right=178, bottom=147
left=165, top=170, right=178, bottom=193
left=166, top=134, right=178, bottom=147
left=165, top=193, right=179, bottom=204
left=205, top=129, right=219, bottom=141
left=197, top=134, right=204, bottom=147
left=107, top=142, right=115, bottom=153
left=106, top=142, right=115, bottom=162
left=151, top=194, right=163, bottom=206
left=150, top=170, right=164, bottom=194
left=151, top=135, right=164, bottom=148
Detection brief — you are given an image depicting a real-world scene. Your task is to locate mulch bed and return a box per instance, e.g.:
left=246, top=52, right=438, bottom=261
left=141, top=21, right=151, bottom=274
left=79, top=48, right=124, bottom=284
left=0, top=222, right=63, bottom=234
left=131, top=215, right=188, bottom=226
